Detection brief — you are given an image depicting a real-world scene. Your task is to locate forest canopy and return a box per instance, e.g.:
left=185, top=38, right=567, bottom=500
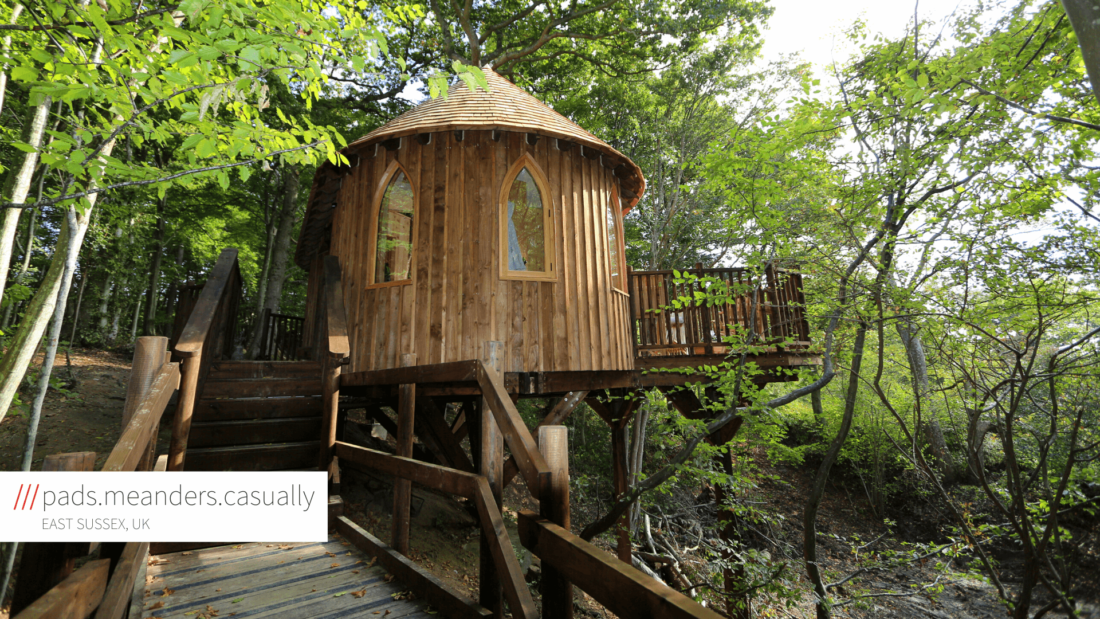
left=1, top=0, right=1098, bottom=616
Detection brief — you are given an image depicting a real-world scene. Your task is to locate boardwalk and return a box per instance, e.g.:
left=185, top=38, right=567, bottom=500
left=139, top=535, right=433, bottom=618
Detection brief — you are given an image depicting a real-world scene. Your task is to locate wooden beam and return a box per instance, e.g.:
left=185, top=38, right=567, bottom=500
left=92, top=542, right=148, bottom=619
left=101, top=364, right=179, bottom=472
left=174, top=248, right=238, bottom=357
left=334, top=441, right=479, bottom=498
left=502, top=391, right=587, bottom=490
left=539, top=426, right=573, bottom=619
left=392, top=353, right=417, bottom=554
left=478, top=342, right=505, bottom=618
left=341, top=360, right=479, bottom=387
left=472, top=478, right=537, bottom=619
left=475, top=359, right=551, bottom=502
left=335, top=517, right=491, bottom=619
left=416, top=395, right=475, bottom=473
left=323, top=255, right=351, bottom=357
left=517, top=513, right=726, bottom=619
left=12, top=559, right=110, bottom=619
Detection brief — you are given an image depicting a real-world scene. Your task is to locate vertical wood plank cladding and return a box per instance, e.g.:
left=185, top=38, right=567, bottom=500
left=569, top=149, right=592, bottom=371
left=547, top=142, right=572, bottom=372
left=398, top=141, right=420, bottom=358
left=461, top=132, right=480, bottom=361
left=492, top=132, right=509, bottom=359
left=330, top=130, right=635, bottom=374
left=414, top=136, right=435, bottom=362
left=428, top=136, right=448, bottom=365
left=475, top=134, right=494, bottom=364
left=443, top=131, right=464, bottom=363
left=579, top=152, right=601, bottom=369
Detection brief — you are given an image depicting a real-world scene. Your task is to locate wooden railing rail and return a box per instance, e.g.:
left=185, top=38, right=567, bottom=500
left=319, top=255, right=350, bottom=471
left=518, top=512, right=725, bottom=619
left=14, top=340, right=178, bottom=619
left=629, top=264, right=811, bottom=358
left=168, top=248, right=242, bottom=471
left=334, top=442, right=537, bottom=619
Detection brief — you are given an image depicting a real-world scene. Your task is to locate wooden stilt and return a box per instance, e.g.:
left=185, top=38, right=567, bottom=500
left=392, top=353, right=417, bottom=554
left=610, top=421, right=631, bottom=563
left=539, top=426, right=573, bottom=619
left=479, top=341, right=504, bottom=618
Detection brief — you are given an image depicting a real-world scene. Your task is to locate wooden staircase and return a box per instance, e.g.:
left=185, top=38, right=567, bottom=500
left=184, top=360, right=325, bottom=471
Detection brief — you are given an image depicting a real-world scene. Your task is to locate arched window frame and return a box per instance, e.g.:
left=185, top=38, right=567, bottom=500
left=367, top=159, right=418, bottom=288
left=608, top=187, right=628, bottom=295
left=498, top=153, right=556, bottom=282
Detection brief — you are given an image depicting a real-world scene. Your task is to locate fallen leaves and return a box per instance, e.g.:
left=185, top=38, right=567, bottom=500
left=350, top=588, right=369, bottom=598
left=147, top=601, right=165, bottom=610
left=161, top=588, right=175, bottom=597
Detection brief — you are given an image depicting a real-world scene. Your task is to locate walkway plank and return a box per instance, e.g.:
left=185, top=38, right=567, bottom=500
left=141, top=535, right=431, bottom=619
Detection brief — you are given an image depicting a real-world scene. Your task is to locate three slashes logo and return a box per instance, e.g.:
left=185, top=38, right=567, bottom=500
left=13, top=484, right=40, bottom=511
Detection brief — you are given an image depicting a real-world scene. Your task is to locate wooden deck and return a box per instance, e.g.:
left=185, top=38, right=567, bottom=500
left=139, top=535, right=433, bottom=619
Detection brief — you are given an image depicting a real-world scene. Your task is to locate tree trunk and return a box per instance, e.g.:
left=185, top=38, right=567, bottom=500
left=0, top=96, right=50, bottom=309
left=804, top=321, right=868, bottom=619
left=247, top=164, right=299, bottom=358
left=896, top=318, right=956, bottom=482
left=96, top=272, right=115, bottom=331
left=142, top=197, right=166, bottom=336
left=66, top=267, right=88, bottom=346
left=628, top=402, right=650, bottom=532
left=0, top=5, right=25, bottom=116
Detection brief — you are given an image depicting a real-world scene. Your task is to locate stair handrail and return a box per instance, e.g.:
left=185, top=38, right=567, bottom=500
left=319, top=255, right=350, bottom=471
left=168, top=248, right=242, bottom=471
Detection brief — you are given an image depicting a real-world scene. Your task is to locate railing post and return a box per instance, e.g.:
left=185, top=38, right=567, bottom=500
left=124, top=336, right=168, bottom=471
left=167, top=353, right=199, bottom=472
left=392, top=353, right=417, bottom=555
left=538, top=426, right=573, bottom=619
left=319, top=352, right=343, bottom=474
left=479, top=341, right=505, bottom=618
left=626, top=266, right=638, bottom=359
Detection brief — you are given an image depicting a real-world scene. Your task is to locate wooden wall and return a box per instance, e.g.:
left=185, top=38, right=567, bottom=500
left=320, top=130, right=633, bottom=374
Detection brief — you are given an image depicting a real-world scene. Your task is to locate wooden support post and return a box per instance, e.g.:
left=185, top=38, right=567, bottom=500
left=124, top=337, right=168, bottom=471
left=539, top=426, right=573, bottom=619
left=610, top=421, right=631, bottom=563
left=167, top=353, right=199, bottom=471
left=11, top=453, right=96, bottom=616
left=319, top=354, right=343, bottom=474
left=392, top=353, right=417, bottom=554
left=479, top=342, right=504, bottom=618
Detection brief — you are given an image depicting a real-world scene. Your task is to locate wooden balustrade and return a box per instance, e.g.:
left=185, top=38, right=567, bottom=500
left=628, top=264, right=811, bottom=359
left=14, top=340, right=178, bottom=619
left=256, top=308, right=307, bottom=360
left=168, top=248, right=242, bottom=471
left=319, top=255, right=350, bottom=472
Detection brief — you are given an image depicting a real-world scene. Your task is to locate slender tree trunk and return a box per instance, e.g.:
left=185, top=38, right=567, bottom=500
left=628, top=403, right=649, bottom=532
left=66, top=267, right=88, bottom=346
left=0, top=96, right=50, bottom=308
left=804, top=321, right=868, bottom=619
left=0, top=4, right=24, bottom=116
left=96, top=272, right=115, bottom=331
left=247, top=164, right=299, bottom=358
left=129, top=290, right=142, bottom=342
left=2, top=205, right=38, bottom=329
left=142, top=196, right=166, bottom=336
left=0, top=134, right=115, bottom=421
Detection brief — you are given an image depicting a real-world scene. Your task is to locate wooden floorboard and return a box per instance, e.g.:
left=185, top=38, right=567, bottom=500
left=141, top=535, right=430, bottom=618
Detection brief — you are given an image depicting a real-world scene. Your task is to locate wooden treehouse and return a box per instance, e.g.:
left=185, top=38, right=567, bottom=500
left=11, top=70, right=817, bottom=619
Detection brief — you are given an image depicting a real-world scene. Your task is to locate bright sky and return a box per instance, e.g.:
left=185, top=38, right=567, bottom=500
left=759, top=0, right=969, bottom=71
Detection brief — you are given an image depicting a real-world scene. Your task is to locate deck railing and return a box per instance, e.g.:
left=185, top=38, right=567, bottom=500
left=11, top=344, right=179, bottom=619
left=256, top=308, right=307, bottom=360
left=168, top=248, right=242, bottom=471
left=628, top=264, right=811, bottom=358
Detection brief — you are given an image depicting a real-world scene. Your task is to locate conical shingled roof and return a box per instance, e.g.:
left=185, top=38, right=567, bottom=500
left=347, top=68, right=645, bottom=210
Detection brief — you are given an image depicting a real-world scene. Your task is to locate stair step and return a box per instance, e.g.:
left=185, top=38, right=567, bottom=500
left=207, top=360, right=322, bottom=380
left=188, top=417, right=323, bottom=448
left=194, top=396, right=323, bottom=422
left=202, top=378, right=322, bottom=399
left=184, top=442, right=318, bottom=471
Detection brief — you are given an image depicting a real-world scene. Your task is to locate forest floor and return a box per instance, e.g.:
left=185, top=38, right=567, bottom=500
left=1, top=349, right=1097, bottom=618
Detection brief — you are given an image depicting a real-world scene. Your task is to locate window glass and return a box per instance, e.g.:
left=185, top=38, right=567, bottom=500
left=608, top=193, right=622, bottom=289
left=505, top=168, right=546, bottom=272
left=375, top=170, right=414, bottom=283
